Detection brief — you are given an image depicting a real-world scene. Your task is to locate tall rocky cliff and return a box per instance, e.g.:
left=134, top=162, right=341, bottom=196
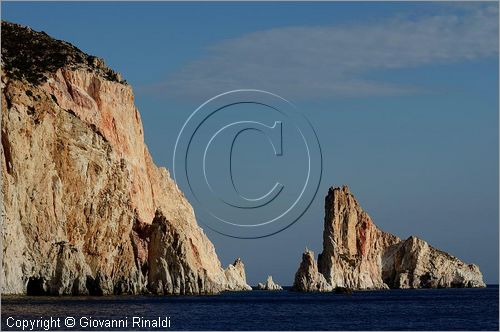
left=293, top=186, right=485, bottom=291
left=1, top=21, right=251, bottom=295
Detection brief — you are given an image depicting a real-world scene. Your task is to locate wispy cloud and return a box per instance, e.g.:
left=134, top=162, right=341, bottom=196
left=143, top=4, right=498, bottom=101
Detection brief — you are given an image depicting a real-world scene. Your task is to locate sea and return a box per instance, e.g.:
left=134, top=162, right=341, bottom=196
left=1, top=285, right=498, bottom=331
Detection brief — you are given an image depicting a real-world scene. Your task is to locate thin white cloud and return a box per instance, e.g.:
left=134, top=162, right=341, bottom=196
left=144, top=4, right=498, bottom=101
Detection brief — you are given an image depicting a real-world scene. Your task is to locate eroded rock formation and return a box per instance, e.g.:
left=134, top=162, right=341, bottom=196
left=382, top=236, right=485, bottom=288
left=256, top=275, right=283, bottom=290
left=293, top=186, right=485, bottom=291
left=293, top=249, right=333, bottom=292
left=1, top=21, right=251, bottom=295
left=317, top=185, right=400, bottom=289
left=224, top=258, right=252, bottom=291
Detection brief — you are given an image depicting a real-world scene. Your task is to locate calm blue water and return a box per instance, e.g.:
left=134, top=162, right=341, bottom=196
left=2, top=286, right=498, bottom=330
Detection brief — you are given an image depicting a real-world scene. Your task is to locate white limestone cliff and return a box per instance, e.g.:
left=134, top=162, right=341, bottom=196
left=1, top=22, right=251, bottom=295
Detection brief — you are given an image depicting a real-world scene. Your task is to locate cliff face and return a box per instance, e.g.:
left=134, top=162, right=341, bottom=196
left=293, top=186, right=485, bottom=291
left=318, top=186, right=400, bottom=289
left=1, top=22, right=250, bottom=295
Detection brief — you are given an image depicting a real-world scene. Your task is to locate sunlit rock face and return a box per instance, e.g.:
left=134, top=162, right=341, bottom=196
left=256, top=276, right=283, bottom=291
left=382, top=235, right=485, bottom=289
left=1, top=21, right=250, bottom=295
left=294, top=186, right=485, bottom=291
left=224, top=258, right=252, bottom=291
left=318, top=186, right=400, bottom=289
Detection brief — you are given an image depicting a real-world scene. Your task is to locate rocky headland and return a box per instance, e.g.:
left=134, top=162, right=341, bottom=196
left=1, top=21, right=251, bottom=295
left=293, top=186, right=485, bottom=291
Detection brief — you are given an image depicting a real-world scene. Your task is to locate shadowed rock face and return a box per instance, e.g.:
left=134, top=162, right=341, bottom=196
left=293, top=186, right=485, bottom=291
left=1, top=21, right=125, bottom=85
left=293, top=250, right=332, bottom=292
left=1, top=21, right=250, bottom=295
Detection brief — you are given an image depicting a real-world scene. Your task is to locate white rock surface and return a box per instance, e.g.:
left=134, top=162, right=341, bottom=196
left=256, top=276, right=283, bottom=290
left=225, top=258, right=252, bottom=291
left=1, top=22, right=250, bottom=295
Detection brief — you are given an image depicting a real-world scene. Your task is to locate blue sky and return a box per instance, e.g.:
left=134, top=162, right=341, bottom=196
left=3, top=2, right=498, bottom=284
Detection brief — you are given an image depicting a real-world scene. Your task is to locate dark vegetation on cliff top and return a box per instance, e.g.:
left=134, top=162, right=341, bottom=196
left=1, top=21, right=126, bottom=85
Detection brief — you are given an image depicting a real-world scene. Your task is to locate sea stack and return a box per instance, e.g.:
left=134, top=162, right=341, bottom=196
left=1, top=21, right=251, bottom=295
left=256, top=276, right=283, bottom=290
left=293, top=186, right=485, bottom=291
left=293, top=250, right=333, bottom=292
left=225, top=258, right=253, bottom=291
